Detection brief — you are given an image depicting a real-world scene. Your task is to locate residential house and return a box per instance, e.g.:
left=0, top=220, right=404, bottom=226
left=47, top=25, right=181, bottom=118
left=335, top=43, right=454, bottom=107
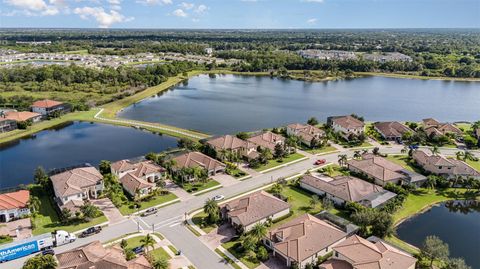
left=221, top=191, right=290, bottom=232
left=347, top=153, right=426, bottom=186
left=373, top=121, right=414, bottom=142
left=0, top=190, right=30, bottom=222
left=247, top=131, right=285, bottom=152
left=265, top=214, right=347, bottom=269
left=205, top=134, right=259, bottom=160
left=286, top=123, right=326, bottom=147
left=327, top=116, right=365, bottom=140
left=50, top=166, right=104, bottom=212
left=422, top=118, right=462, bottom=138
left=119, top=173, right=155, bottom=198
left=171, top=151, right=226, bottom=179
left=56, top=240, right=153, bottom=269
left=320, top=235, right=416, bottom=269
left=412, top=150, right=480, bottom=179
left=0, top=118, right=17, bottom=133
left=4, top=111, right=42, bottom=123
left=111, top=159, right=166, bottom=183
left=300, top=175, right=397, bottom=208
left=31, top=99, right=69, bottom=117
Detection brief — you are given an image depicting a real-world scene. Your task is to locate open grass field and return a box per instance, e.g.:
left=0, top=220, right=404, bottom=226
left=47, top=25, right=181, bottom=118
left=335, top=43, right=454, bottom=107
left=118, top=193, right=178, bottom=215
left=31, top=188, right=107, bottom=235
left=254, top=153, right=305, bottom=172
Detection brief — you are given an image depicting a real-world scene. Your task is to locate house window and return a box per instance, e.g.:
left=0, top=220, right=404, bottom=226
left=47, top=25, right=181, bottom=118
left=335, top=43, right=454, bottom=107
left=439, top=166, right=442, bottom=169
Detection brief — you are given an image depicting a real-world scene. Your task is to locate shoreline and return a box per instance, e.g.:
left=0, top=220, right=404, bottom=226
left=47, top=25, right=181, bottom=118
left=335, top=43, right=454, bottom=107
left=356, top=72, right=480, bottom=82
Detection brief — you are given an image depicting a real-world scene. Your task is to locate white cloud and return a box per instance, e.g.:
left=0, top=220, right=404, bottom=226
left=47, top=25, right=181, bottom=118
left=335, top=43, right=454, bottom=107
left=172, top=8, right=187, bottom=17
left=136, top=0, right=172, bottom=5
left=180, top=2, right=194, bottom=9
left=307, top=18, right=317, bottom=24
left=4, top=0, right=60, bottom=15
left=74, top=6, right=132, bottom=28
left=107, top=0, right=121, bottom=4
left=195, top=4, right=207, bottom=13
left=303, top=0, right=324, bottom=3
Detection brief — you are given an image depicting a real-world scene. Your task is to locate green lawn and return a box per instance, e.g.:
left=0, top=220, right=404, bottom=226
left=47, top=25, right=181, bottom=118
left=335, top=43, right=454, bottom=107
left=31, top=188, right=107, bottom=235
left=304, top=145, right=337, bottom=155
left=0, top=235, right=13, bottom=245
left=168, top=245, right=178, bottom=254
left=466, top=159, right=480, bottom=171
left=124, top=235, right=146, bottom=249
left=215, top=248, right=242, bottom=269
left=181, top=179, right=221, bottom=194
left=191, top=211, right=217, bottom=234
left=254, top=153, right=305, bottom=172
left=386, top=155, right=423, bottom=173
left=150, top=247, right=171, bottom=260
left=221, top=241, right=260, bottom=269
left=392, top=188, right=472, bottom=224
left=118, top=193, right=178, bottom=215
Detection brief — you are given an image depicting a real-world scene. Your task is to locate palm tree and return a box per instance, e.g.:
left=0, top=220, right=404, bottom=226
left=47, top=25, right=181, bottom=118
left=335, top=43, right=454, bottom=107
left=153, top=256, right=169, bottom=269
left=324, top=165, right=334, bottom=176
left=353, top=150, right=361, bottom=159
left=430, top=146, right=440, bottom=156
left=141, top=234, right=156, bottom=253
left=463, top=151, right=475, bottom=161
left=455, top=151, right=464, bottom=160
left=401, top=146, right=408, bottom=154
left=204, top=198, right=220, bottom=224
left=28, top=196, right=40, bottom=213
left=338, top=154, right=348, bottom=167
left=23, top=254, right=57, bottom=269
left=309, top=195, right=320, bottom=209
left=249, top=222, right=267, bottom=243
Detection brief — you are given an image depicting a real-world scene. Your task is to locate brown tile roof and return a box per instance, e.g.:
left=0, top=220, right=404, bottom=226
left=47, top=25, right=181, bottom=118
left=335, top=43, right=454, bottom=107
left=412, top=150, right=455, bottom=168
left=374, top=122, right=413, bottom=138
left=111, top=160, right=137, bottom=174
left=0, top=190, right=29, bottom=210
left=130, top=161, right=165, bottom=178
left=224, top=191, right=290, bottom=227
left=4, top=111, right=41, bottom=122
left=172, top=151, right=226, bottom=171
left=437, top=123, right=462, bottom=135
left=422, top=118, right=440, bottom=127
left=424, top=126, right=444, bottom=137
left=119, top=173, right=155, bottom=194
left=51, top=167, right=103, bottom=197
left=269, top=214, right=347, bottom=263
left=319, top=259, right=353, bottom=269
left=247, top=131, right=285, bottom=151
left=206, top=135, right=252, bottom=151
left=333, top=235, right=416, bottom=269
left=59, top=199, right=84, bottom=214
left=288, top=123, right=325, bottom=142
left=300, top=175, right=387, bottom=203
left=347, top=154, right=406, bottom=184
left=56, top=240, right=135, bottom=269
left=31, top=99, right=64, bottom=108
left=331, top=116, right=365, bottom=129
left=127, top=255, right=154, bottom=269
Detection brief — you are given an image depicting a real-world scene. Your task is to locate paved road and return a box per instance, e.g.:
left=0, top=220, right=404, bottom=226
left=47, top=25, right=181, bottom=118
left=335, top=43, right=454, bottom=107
left=4, top=145, right=478, bottom=269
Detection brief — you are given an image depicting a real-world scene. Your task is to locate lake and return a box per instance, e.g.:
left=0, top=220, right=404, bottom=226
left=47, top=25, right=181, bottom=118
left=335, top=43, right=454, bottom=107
left=396, top=200, right=480, bottom=268
left=0, top=121, right=178, bottom=189
left=118, top=74, right=480, bottom=135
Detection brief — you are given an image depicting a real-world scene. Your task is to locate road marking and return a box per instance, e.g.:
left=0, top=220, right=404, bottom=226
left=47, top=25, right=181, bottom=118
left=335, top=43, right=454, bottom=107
left=152, top=215, right=183, bottom=226
left=169, top=222, right=182, bottom=227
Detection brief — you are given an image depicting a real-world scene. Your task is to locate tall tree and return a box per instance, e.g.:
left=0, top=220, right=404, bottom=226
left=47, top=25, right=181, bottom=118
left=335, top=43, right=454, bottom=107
left=203, top=198, right=220, bottom=224
left=23, top=254, right=57, bottom=269
left=99, top=160, right=111, bottom=175
left=445, top=258, right=472, bottom=269
left=34, top=166, right=49, bottom=187
left=421, top=235, right=450, bottom=268
left=141, top=234, right=156, bottom=253
left=307, top=117, right=319, bottom=126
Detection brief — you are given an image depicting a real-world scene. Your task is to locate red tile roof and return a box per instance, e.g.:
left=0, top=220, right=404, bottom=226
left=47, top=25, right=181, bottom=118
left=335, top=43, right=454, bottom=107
left=31, top=99, right=63, bottom=108
left=0, top=190, right=30, bottom=210
left=4, top=111, right=41, bottom=122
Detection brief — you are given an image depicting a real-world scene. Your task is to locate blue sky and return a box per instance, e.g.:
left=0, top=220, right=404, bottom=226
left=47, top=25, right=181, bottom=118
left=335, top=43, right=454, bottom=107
left=1, top=0, right=479, bottom=29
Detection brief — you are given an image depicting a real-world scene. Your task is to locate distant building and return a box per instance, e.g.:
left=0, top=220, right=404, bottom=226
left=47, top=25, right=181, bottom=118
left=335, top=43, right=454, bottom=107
left=31, top=99, right=69, bottom=117
left=205, top=134, right=259, bottom=160
left=298, top=50, right=357, bottom=61
left=0, top=118, right=17, bottom=133
left=56, top=240, right=152, bottom=269
left=204, top=47, right=214, bottom=55
left=422, top=118, right=463, bottom=138
left=412, top=150, right=480, bottom=179
left=0, top=190, right=30, bottom=223
left=374, top=121, right=414, bottom=142
left=300, top=174, right=396, bottom=208
left=286, top=123, right=326, bottom=147
left=247, top=131, right=285, bottom=152
left=4, top=111, right=42, bottom=123
left=265, top=214, right=348, bottom=269
left=222, top=191, right=290, bottom=232
left=363, top=52, right=413, bottom=63
left=327, top=115, right=365, bottom=140
left=50, top=166, right=104, bottom=212
left=320, top=235, right=416, bottom=269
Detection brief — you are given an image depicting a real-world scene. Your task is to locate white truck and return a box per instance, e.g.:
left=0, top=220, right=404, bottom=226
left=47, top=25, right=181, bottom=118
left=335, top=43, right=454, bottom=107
left=0, top=230, right=76, bottom=263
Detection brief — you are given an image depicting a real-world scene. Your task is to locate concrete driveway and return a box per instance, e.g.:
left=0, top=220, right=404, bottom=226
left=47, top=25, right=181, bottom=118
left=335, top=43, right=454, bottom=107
left=257, top=254, right=288, bottom=269
left=200, top=224, right=237, bottom=250
left=92, top=198, right=124, bottom=224
left=212, top=174, right=239, bottom=187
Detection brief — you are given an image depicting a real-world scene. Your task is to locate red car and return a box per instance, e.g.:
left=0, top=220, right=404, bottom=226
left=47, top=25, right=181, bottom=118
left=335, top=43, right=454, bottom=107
left=314, top=159, right=326, bottom=165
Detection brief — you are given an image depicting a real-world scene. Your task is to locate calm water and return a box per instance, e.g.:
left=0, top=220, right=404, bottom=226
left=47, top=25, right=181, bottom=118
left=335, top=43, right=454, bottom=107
left=397, top=200, right=480, bottom=268
left=0, top=122, right=177, bottom=188
left=118, top=74, right=480, bottom=135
